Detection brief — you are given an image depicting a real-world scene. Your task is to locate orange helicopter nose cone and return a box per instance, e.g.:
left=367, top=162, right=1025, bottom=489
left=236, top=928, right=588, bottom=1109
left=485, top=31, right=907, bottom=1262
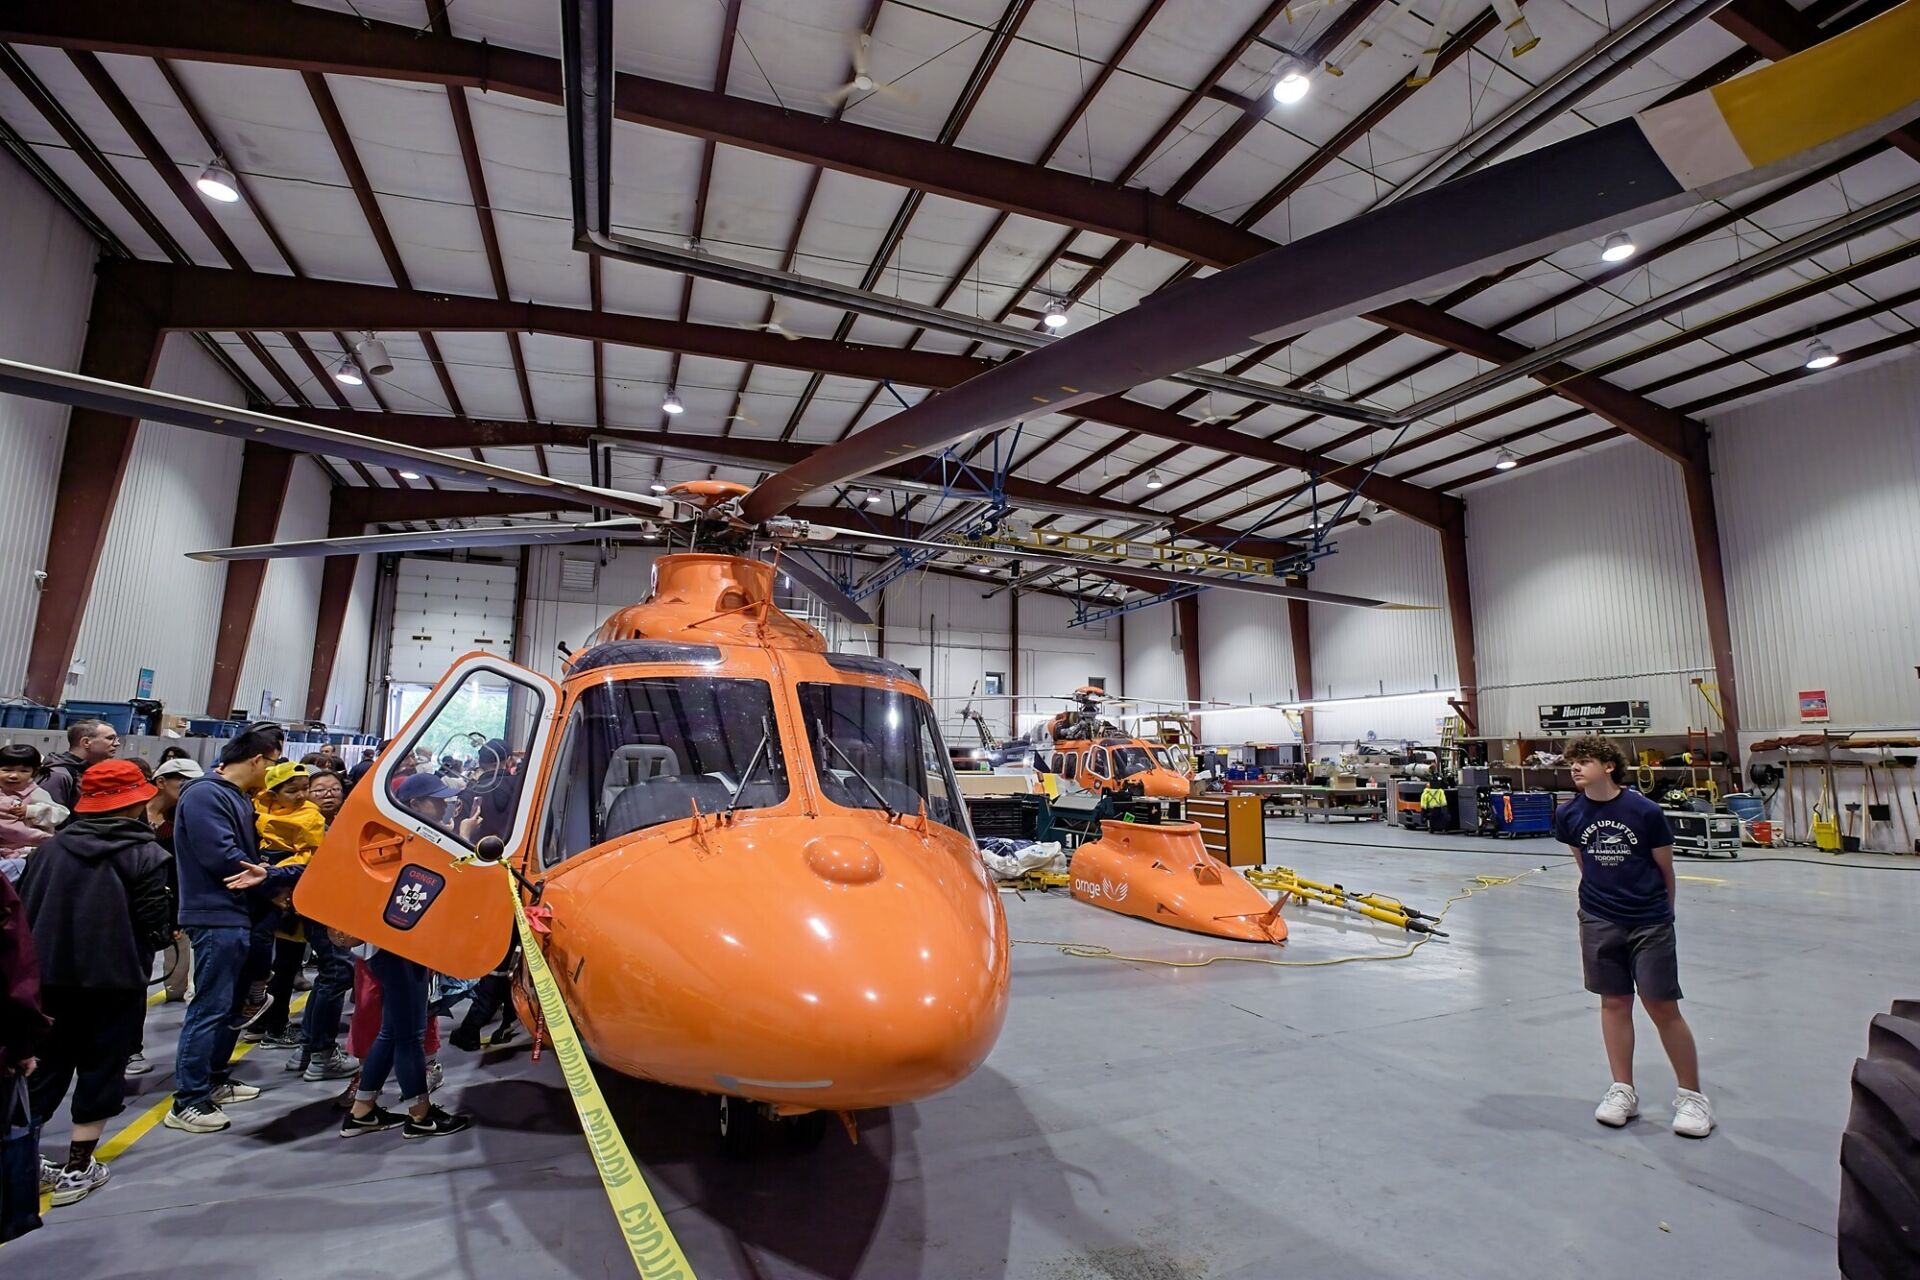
left=804, top=836, right=885, bottom=885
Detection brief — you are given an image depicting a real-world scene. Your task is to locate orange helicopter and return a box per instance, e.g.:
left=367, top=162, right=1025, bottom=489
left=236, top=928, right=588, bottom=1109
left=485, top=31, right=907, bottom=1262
left=1034, top=687, right=1192, bottom=801
left=278, top=482, right=1013, bottom=1144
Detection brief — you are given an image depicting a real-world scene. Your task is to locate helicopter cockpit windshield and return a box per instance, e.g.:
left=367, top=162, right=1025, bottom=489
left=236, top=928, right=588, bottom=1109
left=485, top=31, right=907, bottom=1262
left=1107, top=745, right=1154, bottom=778
left=540, top=676, right=791, bottom=866
left=798, top=683, right=967, bottom=836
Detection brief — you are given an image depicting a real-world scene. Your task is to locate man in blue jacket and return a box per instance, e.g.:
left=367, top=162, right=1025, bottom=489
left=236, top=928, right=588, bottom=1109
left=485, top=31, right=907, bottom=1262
left=166, top=724, right=288, bottom=1134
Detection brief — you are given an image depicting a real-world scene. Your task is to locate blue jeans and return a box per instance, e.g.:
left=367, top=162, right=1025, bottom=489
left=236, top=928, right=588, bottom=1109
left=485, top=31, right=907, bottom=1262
left=301, top=926, right=354, bottom=1056
left=173, top=924, right=251, bottom=1110
left=357, top=950, right=430, bottom=1108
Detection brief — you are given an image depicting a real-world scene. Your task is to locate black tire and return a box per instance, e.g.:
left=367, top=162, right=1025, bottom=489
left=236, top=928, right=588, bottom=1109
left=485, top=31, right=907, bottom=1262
left=1839, top=1000, right=1920, bottom=1279
left=718, top=1095, right=763, bottom=1160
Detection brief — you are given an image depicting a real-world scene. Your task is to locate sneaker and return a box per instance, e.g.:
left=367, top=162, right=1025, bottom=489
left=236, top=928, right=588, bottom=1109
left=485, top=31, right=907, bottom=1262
left=164, top=1102, right=231, bottom=1133
left=285, top=1046, right=311, bottom=1073
left=230, top=993, right=274, bottom=1032
left=39, top=1157, right=59, bottom=1193
left=124, top=1052, right=153, bottom=1077
left=209, top=1081, right=263, bottom=1105
left=293, top=972, right=314, bottom=992
left=1594, top=1082, right=1639, bottom=1127
left=426, top=1059, right=444, bottom=1091
left=49, top=1158, right=111, bottom=1207
left=489, top=1022, right=520, bottom=1047
left=238, top=1027, right=266, bottom=1043
left=304, top=1049, right=359, bottom=1082
left=402, top=1104, right=473, bottom=1140
left=1672, top=1089, right=1715, bottom=1138
left=340, top=1105, right=407, bottom=1138
left=258, top=1030, right=303, bottom=1051
left=448, top=1026, right=482, bottom=1053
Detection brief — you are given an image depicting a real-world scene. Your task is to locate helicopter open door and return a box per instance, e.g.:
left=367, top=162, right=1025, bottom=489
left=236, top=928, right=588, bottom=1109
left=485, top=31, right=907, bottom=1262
left=295, top=653, right=561, bottom=978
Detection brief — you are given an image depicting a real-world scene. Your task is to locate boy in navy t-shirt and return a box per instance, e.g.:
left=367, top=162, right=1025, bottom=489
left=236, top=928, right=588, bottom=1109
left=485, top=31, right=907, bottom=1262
left=1554, top=736, right=1713, bottom=1138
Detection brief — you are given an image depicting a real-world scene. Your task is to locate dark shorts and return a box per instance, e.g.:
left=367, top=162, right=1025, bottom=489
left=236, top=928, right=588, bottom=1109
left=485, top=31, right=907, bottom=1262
left=1578, top=909, right=1683, bottom=1001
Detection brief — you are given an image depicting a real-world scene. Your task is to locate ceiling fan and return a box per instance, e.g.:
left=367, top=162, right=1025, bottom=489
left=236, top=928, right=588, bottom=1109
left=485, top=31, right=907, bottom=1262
left=823, top=32, right=919, bottom=108
left=734, top=303, right=802, bottom=342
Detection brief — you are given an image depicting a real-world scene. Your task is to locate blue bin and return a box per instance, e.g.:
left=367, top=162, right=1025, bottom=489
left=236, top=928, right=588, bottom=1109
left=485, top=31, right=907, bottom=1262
left=61, top=702, right=137, bottom=735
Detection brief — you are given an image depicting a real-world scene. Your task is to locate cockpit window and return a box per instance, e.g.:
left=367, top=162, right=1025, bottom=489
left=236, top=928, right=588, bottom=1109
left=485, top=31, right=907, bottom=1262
left=540, top=676, right=788, bottom=866
left=1110, top=746, right=1154, bottom=776
left=1150, top=747, right=1175, bottom=769
left=797, top=683, right=967, bottom=837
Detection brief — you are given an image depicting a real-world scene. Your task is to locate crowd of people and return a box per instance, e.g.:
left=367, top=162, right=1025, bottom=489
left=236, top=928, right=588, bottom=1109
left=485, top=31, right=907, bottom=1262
left=0, top=717, right=520, bottom=1230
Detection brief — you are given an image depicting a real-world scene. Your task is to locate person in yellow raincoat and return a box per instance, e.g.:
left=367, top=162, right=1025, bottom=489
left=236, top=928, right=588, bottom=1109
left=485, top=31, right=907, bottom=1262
left=245, top=762, right=327, bottom=1047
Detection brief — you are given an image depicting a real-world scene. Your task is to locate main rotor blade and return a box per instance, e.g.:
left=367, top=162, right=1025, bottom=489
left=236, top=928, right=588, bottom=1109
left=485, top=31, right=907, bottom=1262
left=0, top=358, right=663, bottom=518
left=762, top=551, right=875, bottom=627
left=817, top=525, right=1418, bottom=610
left=190, top=519, right=653, bottom=561
left=741, top=5, right=1920, bottom=523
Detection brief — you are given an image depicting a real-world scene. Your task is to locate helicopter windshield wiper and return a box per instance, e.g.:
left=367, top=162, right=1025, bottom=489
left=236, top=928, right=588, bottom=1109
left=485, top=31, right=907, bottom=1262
left=725, top=716, right=774, bottom=818
left=816, top=719, right=898, bottom=820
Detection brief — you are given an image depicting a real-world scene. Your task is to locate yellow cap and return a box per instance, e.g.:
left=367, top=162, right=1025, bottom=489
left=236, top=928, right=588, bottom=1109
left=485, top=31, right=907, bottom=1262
left=265, top=760, right=310, bottom=791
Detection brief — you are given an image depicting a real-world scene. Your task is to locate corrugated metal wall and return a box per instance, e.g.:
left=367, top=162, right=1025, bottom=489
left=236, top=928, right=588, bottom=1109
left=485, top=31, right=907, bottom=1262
left=0, top=151, right=96, bottom=697
left=321, top=553, right=378, bottom=730
left=1122, top=600, right=1183, bottom=706
left=1466, top=437, right=1714, bottom=736
left=1195, top=590, right=1299, bottom=742
left=233, top=456, right=332, bottom=718
left=1308, top=516, right=1459, bottom=743
left=520, top=544, right=662, bottom=683
left=1710, top=349, right=1920, bottom=733
left=69, top=335, right=245, bottom=712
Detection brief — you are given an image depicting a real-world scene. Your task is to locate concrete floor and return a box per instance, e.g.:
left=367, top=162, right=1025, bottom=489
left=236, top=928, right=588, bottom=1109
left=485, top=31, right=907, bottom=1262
left=11, top=822, right=1918, bottom=1279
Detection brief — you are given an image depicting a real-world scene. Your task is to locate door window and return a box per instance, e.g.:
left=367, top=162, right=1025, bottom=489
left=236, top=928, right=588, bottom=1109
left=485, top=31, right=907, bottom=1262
left=1110, top=745, right=1154, bottom=777
left=385, top=664, right=545, bottom=851
left=541, top=676, right=789, bottom=866
left=1088, top=749, right=1108, bottom=778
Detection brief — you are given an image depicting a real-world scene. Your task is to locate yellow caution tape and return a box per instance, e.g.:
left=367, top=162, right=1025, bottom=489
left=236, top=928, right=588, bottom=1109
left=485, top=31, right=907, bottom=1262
left=509, top=874, right=698, bottom=1280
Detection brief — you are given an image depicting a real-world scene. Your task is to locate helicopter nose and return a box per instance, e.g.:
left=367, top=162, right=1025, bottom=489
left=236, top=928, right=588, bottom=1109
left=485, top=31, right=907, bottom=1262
left=570, top=826, right=1010, bottom=1111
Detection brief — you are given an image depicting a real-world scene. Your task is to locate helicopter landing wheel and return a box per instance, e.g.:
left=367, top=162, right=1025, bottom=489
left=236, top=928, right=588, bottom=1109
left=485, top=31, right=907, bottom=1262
left=782, top=1109, right=830, bottom=1151
left=718, top=1095, right=765, bottom=1159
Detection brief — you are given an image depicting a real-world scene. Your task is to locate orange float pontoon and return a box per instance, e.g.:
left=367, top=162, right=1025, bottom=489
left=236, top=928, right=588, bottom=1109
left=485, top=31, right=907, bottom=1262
left=1068, top=819, right=1286, bottom=944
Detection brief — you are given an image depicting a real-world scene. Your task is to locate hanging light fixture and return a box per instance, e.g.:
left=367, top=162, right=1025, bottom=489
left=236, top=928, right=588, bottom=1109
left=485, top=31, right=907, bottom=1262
left=195, top=156, right=241, bottom=203
left=331, top=354, right=363, bottom=387
left=649, top=482, right=668, bottom=493
left=1803, top=338, right=1839, bottom=370
left=353, top=334, right=393, bottom=377
left=1272, top=70, right=1311, bottom=105
left=663, top=391, right=685, bottom=414
left=1042, top=298, right=1070, bottom=330
left=398, top=470, right=422, bottom=481
left=865, top=491, right=885, bottom=506
left=1145, top=469, right=1164, bottom=490
left=1600, top=231, right=1637, bottom=263
left=1494, top=448, right=1520, bottom=471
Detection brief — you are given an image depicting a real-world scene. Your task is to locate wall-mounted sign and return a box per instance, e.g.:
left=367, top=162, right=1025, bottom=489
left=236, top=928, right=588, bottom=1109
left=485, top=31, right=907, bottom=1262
left=1798, top=690, right=1830, bottom=723
left=1538, top=700, right=1651, bottom=735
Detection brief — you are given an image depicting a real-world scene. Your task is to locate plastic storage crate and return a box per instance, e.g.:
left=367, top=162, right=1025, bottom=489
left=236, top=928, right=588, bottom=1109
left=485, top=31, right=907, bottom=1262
left=1489, top=790, right=1555, bottom=838
left=61, top=701, right=137, bottom=734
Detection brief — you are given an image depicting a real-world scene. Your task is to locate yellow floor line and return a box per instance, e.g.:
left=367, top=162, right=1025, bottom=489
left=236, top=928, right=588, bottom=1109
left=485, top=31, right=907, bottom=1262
left=31, top=992, right=312, bottom=1220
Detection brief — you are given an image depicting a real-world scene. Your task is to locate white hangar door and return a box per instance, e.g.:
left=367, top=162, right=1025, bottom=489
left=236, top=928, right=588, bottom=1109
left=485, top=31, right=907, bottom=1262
left=384, top=558, right=518, bottom=735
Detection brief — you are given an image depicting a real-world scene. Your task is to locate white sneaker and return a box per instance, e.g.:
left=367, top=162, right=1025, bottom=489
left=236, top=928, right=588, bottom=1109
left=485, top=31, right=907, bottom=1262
left=39, top=1157, right=59, bottom=1193
left=1594, top=1082, right=1639, bottom=1127
left=209, top=1081, right=262, bottom=1105
left=124, top=1052, right=153, bottom=1077
left=164, top=1102, right=231, bottom=1133
left=49, top=1158, right=111, bottom=1206
left=1672, top=1088, right=1715, bottom=1138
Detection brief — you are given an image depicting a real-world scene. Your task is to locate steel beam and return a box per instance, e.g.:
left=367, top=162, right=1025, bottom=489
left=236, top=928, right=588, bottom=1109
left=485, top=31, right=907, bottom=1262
left=1680, top=440, right=1741, bottom=765
left=205, top=444, right=295, bottom=717
left=1437, top=510, right=1479, bottom=731
left=1287, top=597, right=1314, bottom=746
left=123, top=262, right=1457, bottom=530
left=303, top=510, right=364, bottom=724
left=1176, top=594, right=1202, bottom=705
left=24, top=281, right=163, bottom=704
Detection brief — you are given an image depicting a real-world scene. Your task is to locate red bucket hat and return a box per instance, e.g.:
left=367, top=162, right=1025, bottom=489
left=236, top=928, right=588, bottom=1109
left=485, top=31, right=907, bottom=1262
left=74, top=759, right=159, bottom=814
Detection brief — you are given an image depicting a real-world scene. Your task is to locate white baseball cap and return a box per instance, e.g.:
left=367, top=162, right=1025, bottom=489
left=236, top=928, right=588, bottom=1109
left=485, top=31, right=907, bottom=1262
left=153, top=757, right=206, bottom=781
